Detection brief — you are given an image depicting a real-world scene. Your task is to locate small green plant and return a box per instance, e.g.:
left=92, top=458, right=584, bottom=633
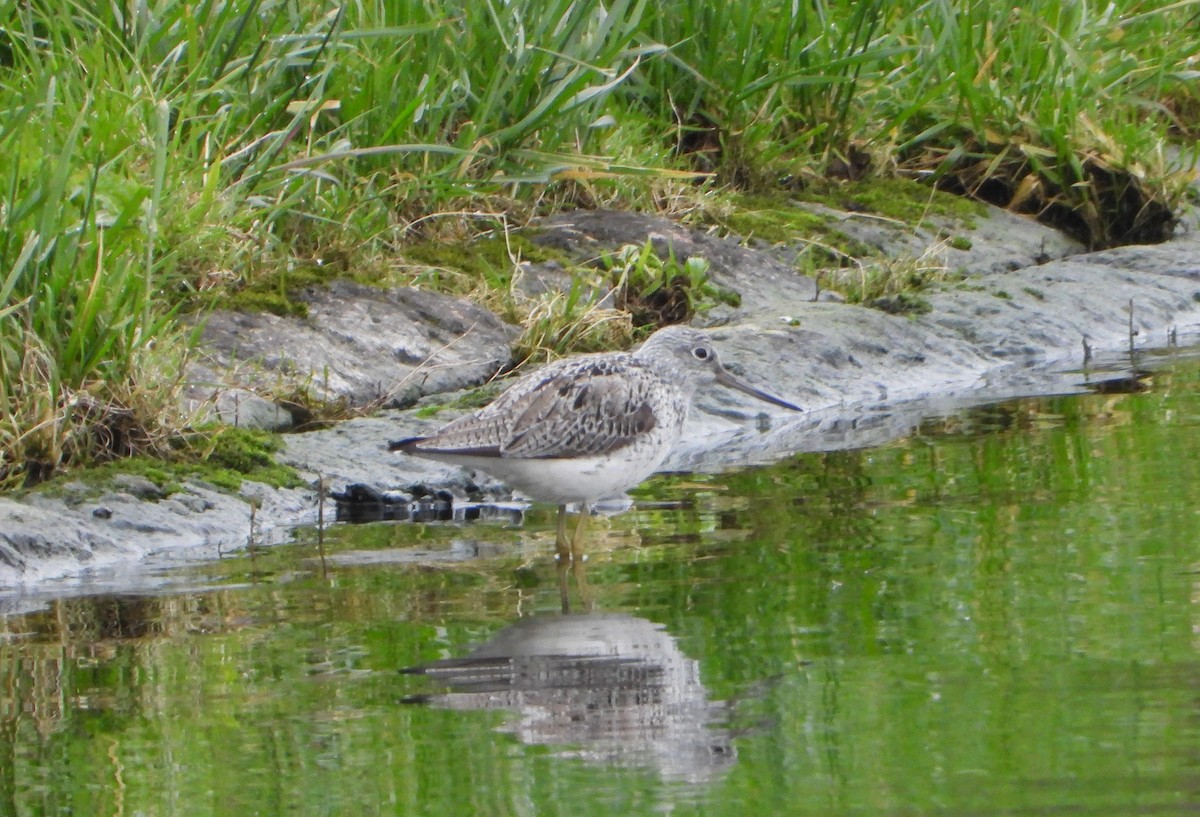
left=604, top=241, right=739, bottom=331
left=821, top=250, right=958, bottom=307
left=514, top=275, right=632, bottom=366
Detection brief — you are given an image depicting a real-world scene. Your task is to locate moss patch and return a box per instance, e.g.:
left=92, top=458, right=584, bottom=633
left=413, top=382, right=508, bottom=419
left=191, top=263, right=343, bottom=318
left=38, top=458, right=187, bottom=499
left=404, top=233, right=568, bottom=293
left=197, top=427, right=303, bottom=489
left=821, top=253, right=963, bottom=305
left=866, top=292, right=934, bottom=316
left=802, top=177, right=986, bottom=228
left=703, top=193, right=872, bottom=261
left=38, top=427, right=304, bottom=498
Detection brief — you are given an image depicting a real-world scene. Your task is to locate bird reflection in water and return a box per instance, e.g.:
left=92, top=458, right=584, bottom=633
left=402, top=613, right=735, bottom=784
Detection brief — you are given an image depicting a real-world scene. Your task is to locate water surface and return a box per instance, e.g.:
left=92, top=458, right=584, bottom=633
left=3, top=356, right=1200, bottom=816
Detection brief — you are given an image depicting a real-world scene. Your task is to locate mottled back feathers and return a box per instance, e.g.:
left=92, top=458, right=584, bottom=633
left=404, top=354, right=677, bottom=460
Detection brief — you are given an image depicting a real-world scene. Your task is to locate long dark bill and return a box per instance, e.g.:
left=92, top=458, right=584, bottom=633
left=715, top=367, right=803, bottom=411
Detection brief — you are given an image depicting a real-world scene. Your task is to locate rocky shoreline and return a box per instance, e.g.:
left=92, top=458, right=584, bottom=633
left=3, top=199, right=1200, bottom=592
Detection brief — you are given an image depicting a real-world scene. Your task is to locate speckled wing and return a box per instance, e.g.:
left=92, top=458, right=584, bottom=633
left=502, top=360, right=660, bottom=458
left=414, top=357, right=660, bottom=459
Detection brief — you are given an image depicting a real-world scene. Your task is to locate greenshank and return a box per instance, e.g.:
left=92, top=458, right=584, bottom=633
left=390, top=325, right=801, bottom=559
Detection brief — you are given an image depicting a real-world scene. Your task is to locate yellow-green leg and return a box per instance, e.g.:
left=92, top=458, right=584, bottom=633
left=555, top=504, right=571, bottom=612
left=570, top=502, right=590, bottom=562
left=554, top=504, right=570, bottom=561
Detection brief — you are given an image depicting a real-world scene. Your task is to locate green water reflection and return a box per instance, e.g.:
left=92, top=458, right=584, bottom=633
left=3, top=360, right=1200, bottom=816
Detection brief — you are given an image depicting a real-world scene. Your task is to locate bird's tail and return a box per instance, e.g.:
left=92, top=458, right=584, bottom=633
left=387, top=436, right=424, bottom=452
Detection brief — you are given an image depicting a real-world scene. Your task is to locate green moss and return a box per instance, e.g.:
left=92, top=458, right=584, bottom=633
left=192, top=263, right=343, bottom=317
left=993, top=290, right=1012, bottom=300
left=450, top=383, right=506, bottom=409
left=35, top=460, right=178, bottom=499
left=413, top=382, right=507, bottom=419
left=707, top=193, right=872, bottom=261
left=1022, top=286, right=1046, bottom=300
left=224, top=290, right=308, bottom=317
left=405, top=233, right=568, bottom=291
left=822, top=253, right=962, bottom=305
left=949, top=235, right=973, bottom=250
left=867, top=292, right=933, bottom=316
left=802, top=177, right=986, bottom=229
left=195, top=427, right=305, bottom=489
left=70, top=459, right=185, bottom=496
left=720, top=194, right=833, bottom=242
left=37, top=427, right=304, bottom=498
left=203, top=428, right=275, bottom=473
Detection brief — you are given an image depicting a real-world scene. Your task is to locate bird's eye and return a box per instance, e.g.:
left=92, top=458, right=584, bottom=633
left=692, top=346, right=711, bottom=360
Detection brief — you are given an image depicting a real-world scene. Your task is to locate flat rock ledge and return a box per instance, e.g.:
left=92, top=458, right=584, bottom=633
left=184, top=281, right=518, bottom=419
left=3, top=200, right=1200, bottom=591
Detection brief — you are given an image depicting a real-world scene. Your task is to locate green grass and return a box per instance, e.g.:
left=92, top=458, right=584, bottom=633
left=1, top=0, right=1199, bottom=488
left=824, top=252, right=963, bottom=307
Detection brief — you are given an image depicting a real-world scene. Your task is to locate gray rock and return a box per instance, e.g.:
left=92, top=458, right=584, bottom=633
left=191, top=281, right=518, bottom=409
left=208, top=388, right=294, bottom=431
left=794, top=199, right=1083, bottom=275
left=169, top=493, right=215, bottom=513
left=58, top=481, right=92, bottom=506
left=661, top=231, right=1200, bottom=473
left=1073, top=241, right=1200, bottom=279
left=111, top=473, right=164, bottom=500
left=0, top=483, right=315, bottom=590
left=0, top=499, right=128, bottom=572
